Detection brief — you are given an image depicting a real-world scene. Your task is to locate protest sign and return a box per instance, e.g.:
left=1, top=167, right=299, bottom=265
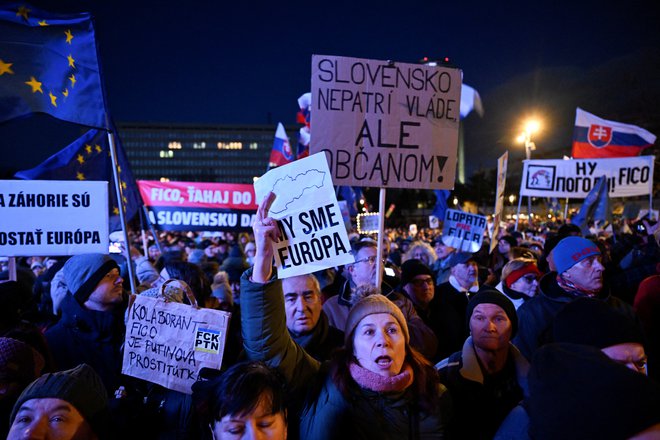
left=0, top=180, right=108, bottom=256
left=310, top=54, right=462, bottom=189
left=520, top=156, right=654, bottom=198
left=429, top=215, right=439, bottom=229
left=490, top=152, right=508, bottom=253
left=357, top=212, right=380, bottom=234
left=122, top=294, right=230, bottom=394
left=254, top=152, right=354, bottom=278
left=138, top=180, right=257, bottom=231
left=442, top=209, right=487, bottom=253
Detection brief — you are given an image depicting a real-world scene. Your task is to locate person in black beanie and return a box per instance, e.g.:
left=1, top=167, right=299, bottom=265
left=437, top=289, right=529, bottom=440
left=7, top=364, right=110, bottom=440
left=527, top=343, right=660, bottom=440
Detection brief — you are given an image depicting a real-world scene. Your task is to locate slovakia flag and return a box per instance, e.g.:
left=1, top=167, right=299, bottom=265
left=297, top=126, right=310, bottom=159
left=268, top=123, right=295, bottom=169
left=572, top=108, right=656, bottom=158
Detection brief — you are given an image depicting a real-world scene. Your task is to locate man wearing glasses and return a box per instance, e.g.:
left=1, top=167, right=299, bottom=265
left=323, top=241, right=438, bottom=359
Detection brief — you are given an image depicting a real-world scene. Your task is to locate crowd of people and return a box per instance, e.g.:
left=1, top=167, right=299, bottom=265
left=1, top=201, right=660, bottom=439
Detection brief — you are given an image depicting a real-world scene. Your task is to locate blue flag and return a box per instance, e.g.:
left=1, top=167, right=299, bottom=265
left=15, top=128, right=141, bottom=232
left=0, top=3, right=107, bottom=128
left=432, top=190, right=451, bottom=219
left=338, top=186, right=360, bottom=216
left=571, top=175, right=610, bottom=234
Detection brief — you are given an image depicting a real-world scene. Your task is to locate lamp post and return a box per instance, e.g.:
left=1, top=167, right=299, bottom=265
left=516, top=120, right=540, bottom=228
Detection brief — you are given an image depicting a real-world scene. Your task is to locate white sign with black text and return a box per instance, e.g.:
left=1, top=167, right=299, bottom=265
left=0, top=180, right=109, bottom=256
left=254, top=153, right=354, bottom=278
left=520, top=156, right=654, bottom=198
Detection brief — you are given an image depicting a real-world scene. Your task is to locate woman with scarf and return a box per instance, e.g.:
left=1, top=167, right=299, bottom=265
left=240, top=192, right=452, bottom=439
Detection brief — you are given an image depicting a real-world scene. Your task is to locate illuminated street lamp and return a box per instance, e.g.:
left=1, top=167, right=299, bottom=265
left=517, top=119, right=540, bottom=161
left=516, top=118, right=541, bottom=227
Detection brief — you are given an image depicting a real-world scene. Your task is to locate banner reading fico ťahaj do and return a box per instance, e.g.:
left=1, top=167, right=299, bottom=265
left=138, top=180, right=257, bottom=232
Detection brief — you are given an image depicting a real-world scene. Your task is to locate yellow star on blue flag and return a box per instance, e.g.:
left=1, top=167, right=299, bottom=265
left=15, top=127, right=142, bottom=232
left=0, top=3, right=108, bottom=128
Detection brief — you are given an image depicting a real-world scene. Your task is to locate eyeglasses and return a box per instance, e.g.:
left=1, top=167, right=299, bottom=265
left=411, top=277, right=434, bottom=287
left=354, top=256, right=384, bottom=266
left=520, top=274, right=538, bottom=283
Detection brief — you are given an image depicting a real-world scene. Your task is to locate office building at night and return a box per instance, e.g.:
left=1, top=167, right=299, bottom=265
left=117, top=123, right=296, bottom=183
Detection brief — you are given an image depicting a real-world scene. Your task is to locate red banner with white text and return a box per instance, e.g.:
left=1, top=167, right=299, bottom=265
left=137, top=180, right=257, bottom=231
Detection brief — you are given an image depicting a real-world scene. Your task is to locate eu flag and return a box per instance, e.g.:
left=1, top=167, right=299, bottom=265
left=432, top=190, right=451, bottom=219
left=0, top=3, right=107, bottom=128
left=15, top=128, right=142, bottom=232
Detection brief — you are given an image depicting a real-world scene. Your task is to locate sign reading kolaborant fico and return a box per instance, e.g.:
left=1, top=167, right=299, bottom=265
left=122, top=294, right=230, bottom=394
left=0, top=180, right=108, bottom=256
left=310, top=54, right=462, bottom=189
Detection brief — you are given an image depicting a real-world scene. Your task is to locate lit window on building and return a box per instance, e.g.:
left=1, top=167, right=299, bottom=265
left=217, top=141, right=243, bottom=150
left=159, top=150, right=174, bottom=158
left=193, top=142, right=206, bottom=149
left=249, top=142, right=258, bottom=150
left=160, top=177, right=170, bottom=182
left=168, top=141, right=182, bottom=150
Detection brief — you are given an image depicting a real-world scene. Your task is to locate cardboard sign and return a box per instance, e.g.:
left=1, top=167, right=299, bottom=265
left=122, top=295, right=230, bottom=394
left=490, top=152, right=508, bottom=253
left=520, top=156, right=654, bottom=198
left=442, top=209, right=487, bottom=253
left=357, top=212, right=380, bottom=234
left=310, top=54, right=462, bottom=189
left=0, top=180, right=108, bottom=256
left=138, top=180, right=257, bottom=231
left=254, top=152, right=354, bottom=278
left=429, top=215, right=440, bottom=229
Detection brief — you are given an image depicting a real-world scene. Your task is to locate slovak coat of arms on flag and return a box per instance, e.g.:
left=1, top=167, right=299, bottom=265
left=572, top=108, right=656, bottom=158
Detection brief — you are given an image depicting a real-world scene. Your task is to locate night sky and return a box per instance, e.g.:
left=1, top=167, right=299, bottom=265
left=3, top=0, right=659, bottom=174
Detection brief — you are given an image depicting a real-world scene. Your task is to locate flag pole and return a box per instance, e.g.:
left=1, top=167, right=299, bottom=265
left=142, top=206, right=163, bottom=254
left=107, top=130, right=138, bottom=294
left=375, top=188, right=386, bottom=288
left=515, top=191, right=523, bottom=230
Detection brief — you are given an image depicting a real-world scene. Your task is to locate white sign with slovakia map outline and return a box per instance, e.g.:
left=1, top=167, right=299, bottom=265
left=254, top=152, right=355, bottom=278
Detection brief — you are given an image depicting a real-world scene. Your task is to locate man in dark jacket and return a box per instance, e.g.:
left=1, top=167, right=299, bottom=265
left=433, top=251, right=480, bottom=360
left=283, top=273, right=343, bottom=361
left=45, top=254, right=126, bottom=394
left=514, top=236, right=639, bottom=360
left=437, top=289, right=528, bottom=440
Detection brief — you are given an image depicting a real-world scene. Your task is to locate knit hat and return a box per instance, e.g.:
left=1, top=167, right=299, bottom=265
left=10, top=364, right=109, bottom=435
left=553, top=297, right=644, bottom=348
left=0, top=337, right=45, bottom=384
left=345, top=292, right=409, bottom=345
left=552, top=236, right=600, bottom=274
left=63, top=254, right=119, bottom=304
left=400, top=259, right=433, bottom=287
left=528, top=343, right=660, bottom=440
left=503, top=262, right=541, bottom=288
left=466, top=288, right=518, bottom=337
